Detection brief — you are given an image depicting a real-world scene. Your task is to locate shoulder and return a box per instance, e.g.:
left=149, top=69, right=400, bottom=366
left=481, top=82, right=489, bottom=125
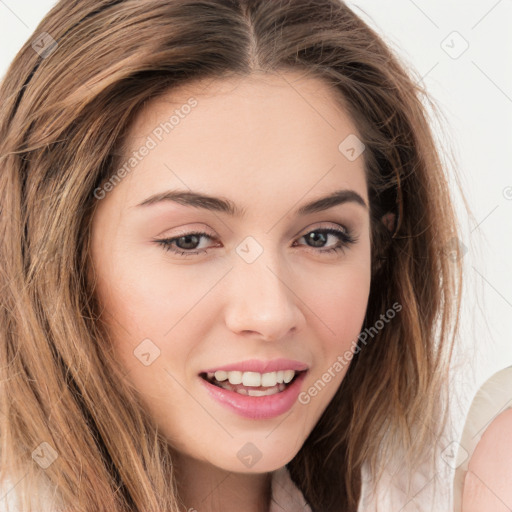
left=462, top=408, right=512, bottom=510
left=453, top=366, right=512, bottom=511
left=459, top=366, right=512, bottom=453
left=357, top=454, right=452, bottom=511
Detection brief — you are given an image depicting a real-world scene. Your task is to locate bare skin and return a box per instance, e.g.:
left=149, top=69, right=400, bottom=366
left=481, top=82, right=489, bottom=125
left=89, top=71, right=382, bottom=512
left=462, top=409, right=512, bottom=511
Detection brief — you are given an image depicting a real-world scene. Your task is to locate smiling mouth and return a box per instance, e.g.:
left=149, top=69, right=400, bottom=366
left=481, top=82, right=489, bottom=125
left=199, top=370, right=306, bottom=397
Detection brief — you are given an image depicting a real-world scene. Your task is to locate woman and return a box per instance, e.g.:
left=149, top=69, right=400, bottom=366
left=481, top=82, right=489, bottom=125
left=454, top=366, right=512, bottom=511
left=0, top=0, right=466, bottom=510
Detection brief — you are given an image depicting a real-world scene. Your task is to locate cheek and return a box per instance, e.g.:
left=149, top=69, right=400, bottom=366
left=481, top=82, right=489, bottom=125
left=92, top=245, right=196, bottom=338
left=91, top=250, right=214, bottom=398
left=301, top=260, right=371, bottom=342
left=294, top=266, right=370, bottom=416
left=94, top=239, right=371, bottom=382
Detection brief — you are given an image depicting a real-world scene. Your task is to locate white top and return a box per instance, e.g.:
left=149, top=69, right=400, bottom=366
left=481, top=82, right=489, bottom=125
left=1, top=451, right=451, bottom=511
left=269, top=466, right=312, bottom=511
left=452, top=365, right=512, bottom=511
left=358, top=458, right=452, bottom=511
left=275, top=460, right=453, bottom=511
left=2, top=466, right=312, bottom=512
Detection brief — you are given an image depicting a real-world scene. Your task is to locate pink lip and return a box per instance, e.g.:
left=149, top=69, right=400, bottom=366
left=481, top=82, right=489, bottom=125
left=201, top=358, right=309, bottom=374
left=199, top=370, right=308, bottom=419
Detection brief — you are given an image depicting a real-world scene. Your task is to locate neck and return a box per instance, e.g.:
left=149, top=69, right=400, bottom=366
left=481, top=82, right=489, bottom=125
left=174, top=452, right=273, bottom=512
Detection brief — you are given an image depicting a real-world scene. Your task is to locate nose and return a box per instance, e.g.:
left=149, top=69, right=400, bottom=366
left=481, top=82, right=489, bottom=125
left=223, top=254, right=305, bottom=342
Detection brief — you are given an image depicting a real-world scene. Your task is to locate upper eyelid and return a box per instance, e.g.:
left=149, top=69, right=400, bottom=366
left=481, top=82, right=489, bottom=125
left=161, top=221, right=351, bottom=239
left=156, top=224, right=353, bottom=250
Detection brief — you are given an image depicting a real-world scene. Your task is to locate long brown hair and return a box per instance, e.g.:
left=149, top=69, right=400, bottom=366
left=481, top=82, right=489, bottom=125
left=0, top=1, right=467, bottom=510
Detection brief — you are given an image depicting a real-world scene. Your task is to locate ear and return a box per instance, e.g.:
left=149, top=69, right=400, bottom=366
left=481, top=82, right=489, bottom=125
left=380, top=212, right=396, bottom=232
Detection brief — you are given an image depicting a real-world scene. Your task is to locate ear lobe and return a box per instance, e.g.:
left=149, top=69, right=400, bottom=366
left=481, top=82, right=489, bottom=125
left=381, top=212, right=396, bottom=232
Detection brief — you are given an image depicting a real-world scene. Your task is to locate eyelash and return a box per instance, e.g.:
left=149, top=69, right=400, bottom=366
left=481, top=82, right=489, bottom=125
left=154, top=226, right=358, bottom=257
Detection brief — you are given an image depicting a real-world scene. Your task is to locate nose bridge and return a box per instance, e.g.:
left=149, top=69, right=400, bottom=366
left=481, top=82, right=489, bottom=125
left=223, top=243, right=303, bottom=339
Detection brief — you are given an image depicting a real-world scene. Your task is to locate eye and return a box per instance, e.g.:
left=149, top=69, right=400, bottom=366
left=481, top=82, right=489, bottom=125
left=154, top=225, right=358, bottom=257
left=293, top=226, right=358, bottom=255
left=154, top=230, right=216, bottom=257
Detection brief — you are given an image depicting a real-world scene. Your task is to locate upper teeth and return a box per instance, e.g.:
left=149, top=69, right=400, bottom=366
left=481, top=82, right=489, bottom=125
left=209, top=370, right=297, bottom=387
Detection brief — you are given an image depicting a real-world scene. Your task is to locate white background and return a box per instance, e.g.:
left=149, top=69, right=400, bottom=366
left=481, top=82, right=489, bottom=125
left=1, top=0, right=511, bottom=432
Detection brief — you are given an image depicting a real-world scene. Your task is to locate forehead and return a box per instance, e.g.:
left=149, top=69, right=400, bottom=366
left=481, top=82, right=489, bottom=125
left=127, top=70, right=357, bottom=138
left=115, top=71, right=368, bottom=213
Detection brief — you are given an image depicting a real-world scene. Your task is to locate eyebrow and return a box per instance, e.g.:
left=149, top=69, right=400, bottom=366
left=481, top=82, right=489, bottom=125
left=135, top=188, right=368, bottom=216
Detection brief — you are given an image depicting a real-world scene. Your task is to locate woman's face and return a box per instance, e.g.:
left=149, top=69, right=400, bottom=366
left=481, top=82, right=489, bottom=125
left=89, top=71, right=371, bottom=473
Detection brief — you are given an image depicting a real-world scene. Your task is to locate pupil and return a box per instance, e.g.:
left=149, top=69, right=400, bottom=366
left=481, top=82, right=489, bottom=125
left=307, top=232, right=326, bottom=248
left=178, top=235, right=199, bottom=250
